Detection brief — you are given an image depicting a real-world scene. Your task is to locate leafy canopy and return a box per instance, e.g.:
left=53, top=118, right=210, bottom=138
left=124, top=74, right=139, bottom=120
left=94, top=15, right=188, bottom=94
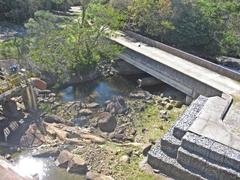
left=22, top=1, right=123, bottom=81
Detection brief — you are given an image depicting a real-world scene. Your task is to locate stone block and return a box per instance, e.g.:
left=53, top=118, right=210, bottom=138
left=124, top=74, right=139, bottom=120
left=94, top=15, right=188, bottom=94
left=178, top=148, right=206, bottom=174
left=223, top=147, right=240, bottom=172
left=195, top=136, right=214, bottom=158
left=161, top=127, right=181, bottom=157
left=181, top=132, right=197, bottom=152
left=208, top=142, right=228, bottom=165
left=173, top=96, right=207, bottom=139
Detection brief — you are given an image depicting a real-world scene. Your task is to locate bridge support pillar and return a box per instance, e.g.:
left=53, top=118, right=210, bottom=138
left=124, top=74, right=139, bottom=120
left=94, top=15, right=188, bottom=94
left=22, top=85, right=37, bottom=112
left=185, top=96, right=193, bottom=105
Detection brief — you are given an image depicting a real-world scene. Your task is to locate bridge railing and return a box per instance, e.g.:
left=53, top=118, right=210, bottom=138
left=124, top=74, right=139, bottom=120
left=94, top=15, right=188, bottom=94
left=125, top=31, right=240, bottom=81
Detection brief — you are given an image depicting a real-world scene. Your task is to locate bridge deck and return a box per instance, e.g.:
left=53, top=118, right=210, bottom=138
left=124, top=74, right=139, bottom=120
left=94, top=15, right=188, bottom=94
left=112, top=34, right=240, bottom=95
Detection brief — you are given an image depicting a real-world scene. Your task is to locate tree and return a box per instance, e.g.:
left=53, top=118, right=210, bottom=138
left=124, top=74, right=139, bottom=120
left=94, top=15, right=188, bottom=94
left=196, top=0, right=240, bottom=57
left=22, top=2, right=123, bottom=82
left=0, top=0, right=76, bottom=23
left=127, top=0, right=174, bottom=38
left=125, top=0, right=240, bottom=58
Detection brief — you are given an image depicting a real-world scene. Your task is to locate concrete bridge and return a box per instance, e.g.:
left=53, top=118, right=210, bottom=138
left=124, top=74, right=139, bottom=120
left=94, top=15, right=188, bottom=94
left=111, top=31, right=240, bottom=103
left=111, top=32, right=240, bottom=179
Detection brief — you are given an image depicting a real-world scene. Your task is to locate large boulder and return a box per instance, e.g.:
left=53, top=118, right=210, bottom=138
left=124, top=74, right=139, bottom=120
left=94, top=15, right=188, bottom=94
left=79, top=133, right=106, bottom=144
left=43, top=114, right=64, bottom=124
left=78, top=109, right=93, bottom=116
left=97, top=112, right=117, bottom=133
left=55, top=150, right=88, bottom=174
left=20, top=123, right=45, bottom=148
left=43, top=114, right=73, bottom=126
left=67, top=155, right=88, bottom=174
left=44, top=123, right=69, bottom=140
left=55, top=150, right=73, bottom=168
left=30, top=77, right=47, bottom=90
left=106, top=96, right=127, bottom=114
left=86, top=103, right=100, bottom=108
left=32, top=147, right=60, bottom=158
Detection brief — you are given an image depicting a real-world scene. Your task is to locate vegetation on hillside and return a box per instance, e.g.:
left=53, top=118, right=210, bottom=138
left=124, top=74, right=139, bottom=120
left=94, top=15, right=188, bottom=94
left=0, top=0, right=239, bottom=79
left=1, top=1, right=123, bottom=82
left=0, top=0, right=79, bottom=23
left=119, top=0, right=240, bottom=58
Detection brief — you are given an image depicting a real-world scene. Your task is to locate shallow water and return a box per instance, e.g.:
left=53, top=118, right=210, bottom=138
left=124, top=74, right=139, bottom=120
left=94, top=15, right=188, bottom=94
left=13, top=154, right=84, bottom=180
left=58, top=75, right=185, bottom=103
left=58, top=76, right=137, bottom=103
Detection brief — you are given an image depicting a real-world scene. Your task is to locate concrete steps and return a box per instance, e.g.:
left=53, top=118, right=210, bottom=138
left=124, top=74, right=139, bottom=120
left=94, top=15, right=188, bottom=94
left=161, top=128, right=181, bottom=158
left=148, top=143, right=205, bottom=180
left=173, top=95, right=207, bottom=139
left=182, top=132, right=240, bottom=173
left=149, top=130, right=240, bottom=180
left=178, top=147, right=240, bottom=180
left=148, top=95, right=240, bottom=179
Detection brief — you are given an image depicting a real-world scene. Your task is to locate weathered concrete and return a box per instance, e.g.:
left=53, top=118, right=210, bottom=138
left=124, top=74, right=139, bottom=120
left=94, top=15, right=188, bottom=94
left=118, top=49, right=222, bottom=98
left=124, top=31, right=240, bottom=81
left=111, top=32, right=240, bottom=98
left=113, top=59, right=144, bottom=75
left=111, top=32, right=240, bottom=179
left=161, top=127, right=181, bottom=158
left=173, top=95, right=207, bottom=139
left=148, top=96, right=240, bottom=179
left=189, top=96, right=240, bottom=151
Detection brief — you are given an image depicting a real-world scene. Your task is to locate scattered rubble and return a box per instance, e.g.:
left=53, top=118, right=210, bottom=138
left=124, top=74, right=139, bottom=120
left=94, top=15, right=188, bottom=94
left=0, top=73, right=186, bottom=179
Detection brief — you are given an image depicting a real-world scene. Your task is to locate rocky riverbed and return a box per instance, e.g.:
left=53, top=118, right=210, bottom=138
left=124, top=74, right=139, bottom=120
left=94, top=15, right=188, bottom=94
left=0, top=75, right=186, bottom=180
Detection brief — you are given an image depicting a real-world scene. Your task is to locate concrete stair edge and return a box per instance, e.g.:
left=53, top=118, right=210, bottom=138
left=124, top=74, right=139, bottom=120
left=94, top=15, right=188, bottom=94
left=181, top=132, right=240, bottom=172
left=173, top=95, right=208, bottom=139
left=177, top=147, right=240, bottom=180
left=161, top=127, right=181, bottom=158
left=148, top=143, right=205, bottom=180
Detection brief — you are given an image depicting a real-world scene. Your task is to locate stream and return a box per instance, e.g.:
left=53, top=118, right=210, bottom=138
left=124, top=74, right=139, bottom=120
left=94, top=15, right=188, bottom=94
left=8, top=74, right=185, bottom=180
left=13, top=153, right=84, bottom=180
left=58, top=76, right=136, bottom=104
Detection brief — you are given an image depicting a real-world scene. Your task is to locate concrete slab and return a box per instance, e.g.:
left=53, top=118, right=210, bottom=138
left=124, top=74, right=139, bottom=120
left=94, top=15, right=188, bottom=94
left=224, top=98, right=240, bottom=137
left=189, top=116, right=240, bottom=151
left=111, top=34, right=240, bottom=95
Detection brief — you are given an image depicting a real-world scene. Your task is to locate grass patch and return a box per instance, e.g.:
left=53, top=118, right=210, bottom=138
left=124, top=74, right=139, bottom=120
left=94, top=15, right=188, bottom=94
left=133, top=101, right=186, bottom=143
left=0, top=39, right=18, bottom=59
left=98, top=100, right=186, bottom=180
left=101, top=142, right=161, bottom=180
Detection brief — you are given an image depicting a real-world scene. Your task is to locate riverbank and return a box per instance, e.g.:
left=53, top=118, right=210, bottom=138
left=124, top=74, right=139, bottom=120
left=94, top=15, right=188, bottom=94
left=0, top=74, right=186, bottom=180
